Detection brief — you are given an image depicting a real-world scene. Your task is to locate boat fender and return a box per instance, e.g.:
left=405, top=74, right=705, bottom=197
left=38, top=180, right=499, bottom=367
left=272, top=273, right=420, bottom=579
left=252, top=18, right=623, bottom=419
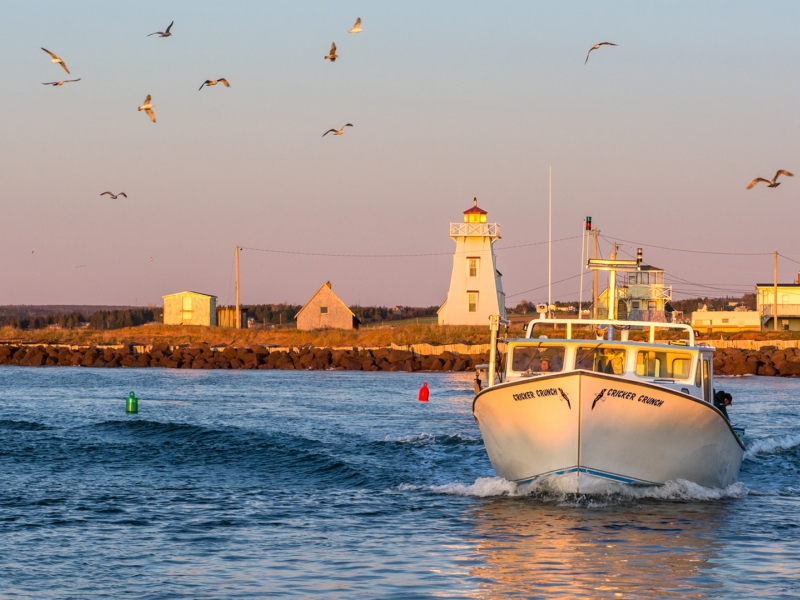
left=418, top=382, right=429, bottom=402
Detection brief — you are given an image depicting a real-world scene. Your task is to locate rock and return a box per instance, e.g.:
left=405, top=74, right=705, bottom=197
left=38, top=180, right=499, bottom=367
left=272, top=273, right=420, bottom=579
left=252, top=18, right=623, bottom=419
left=452, top=359, right=468, bottom=372
left=429, top=358, right=444, bottom=371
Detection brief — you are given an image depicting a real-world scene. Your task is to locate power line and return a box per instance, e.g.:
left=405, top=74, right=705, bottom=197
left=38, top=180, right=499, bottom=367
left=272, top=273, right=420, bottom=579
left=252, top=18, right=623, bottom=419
left=600, top=234, right=772, bottom=257
left=506, top=273, right=583, bottom=299
left=239, top=235, right=582, bottom=259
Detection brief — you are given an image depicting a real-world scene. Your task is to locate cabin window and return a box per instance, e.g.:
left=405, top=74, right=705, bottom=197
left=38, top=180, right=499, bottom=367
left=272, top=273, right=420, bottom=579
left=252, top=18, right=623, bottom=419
left=703, top=359, right=711, bottom=403
left=467, top=258, right=480, bottom=278
left=320, top=306, right=328, bottom=314
left=636, top=350, right=693, bottom=380
left=695, top=358, right=702, bottom=387
left=512, top=346, right=565, bottom=374
left=575, top=347, right=626, bottom=375
left=468, top=292, right=478, bottom=313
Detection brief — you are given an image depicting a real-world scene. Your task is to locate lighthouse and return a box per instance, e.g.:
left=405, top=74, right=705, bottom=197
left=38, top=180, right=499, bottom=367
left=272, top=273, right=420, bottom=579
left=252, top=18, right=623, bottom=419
left=437, top=198, right=506, bottom=325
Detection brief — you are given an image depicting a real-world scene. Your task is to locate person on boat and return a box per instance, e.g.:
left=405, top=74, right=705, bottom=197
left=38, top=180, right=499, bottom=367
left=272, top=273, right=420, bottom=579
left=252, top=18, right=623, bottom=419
left=713, top=390, right=732, bottom=420
left=539, top=357, right=551, bottom=372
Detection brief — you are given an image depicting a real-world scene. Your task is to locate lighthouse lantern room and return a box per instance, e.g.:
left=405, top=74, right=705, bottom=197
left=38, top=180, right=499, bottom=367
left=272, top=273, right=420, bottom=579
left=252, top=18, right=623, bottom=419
left=438, top=198, right=506, bottom=325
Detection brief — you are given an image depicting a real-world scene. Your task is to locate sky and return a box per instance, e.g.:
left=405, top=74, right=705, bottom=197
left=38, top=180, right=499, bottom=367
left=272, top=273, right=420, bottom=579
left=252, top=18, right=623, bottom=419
left=2, top=1, right=800, bottom=308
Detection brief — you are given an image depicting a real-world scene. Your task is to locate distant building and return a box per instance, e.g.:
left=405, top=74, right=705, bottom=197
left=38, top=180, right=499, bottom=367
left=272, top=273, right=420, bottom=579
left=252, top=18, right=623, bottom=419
left=163, top=291, right=217, bottom=326
left=438, top=198, right=505, bottom=325
left=597, top=258, right=673, bottom=322
left=691, top=308, right=760, bottom=332
left=295, top=282, right=360, bottom=331
left=756, top=280, right=800, bottom=330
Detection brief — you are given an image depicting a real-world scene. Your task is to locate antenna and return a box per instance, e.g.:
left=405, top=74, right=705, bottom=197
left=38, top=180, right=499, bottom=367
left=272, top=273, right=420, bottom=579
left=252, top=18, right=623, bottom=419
left=548, top=166, right=552, bottom=318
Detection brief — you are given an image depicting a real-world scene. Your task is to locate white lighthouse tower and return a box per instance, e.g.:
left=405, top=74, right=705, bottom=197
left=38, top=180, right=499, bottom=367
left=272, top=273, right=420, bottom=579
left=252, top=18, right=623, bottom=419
left=438, top=198, right=506, bottom=325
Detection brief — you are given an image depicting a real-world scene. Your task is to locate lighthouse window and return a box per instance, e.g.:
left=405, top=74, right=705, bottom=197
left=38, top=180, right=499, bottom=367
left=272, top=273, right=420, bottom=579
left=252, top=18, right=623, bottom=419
left=468, top=258, right=480, bottom=277
left=468, top=292, right=478, bottom=313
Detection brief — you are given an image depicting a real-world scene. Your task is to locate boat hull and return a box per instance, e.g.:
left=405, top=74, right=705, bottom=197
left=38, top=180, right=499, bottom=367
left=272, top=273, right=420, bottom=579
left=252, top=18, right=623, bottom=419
left=473, top=371, right=744, bottom=492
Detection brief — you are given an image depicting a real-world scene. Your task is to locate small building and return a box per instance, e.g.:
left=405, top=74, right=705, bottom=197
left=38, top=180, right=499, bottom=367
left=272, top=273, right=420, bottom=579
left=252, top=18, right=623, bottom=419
left=691, top=309, right=761, bottom=333
left=162, top=291, right=217, bottom=326
left=596, top=258, right=673, bottom=322
left=295, top=282, right=360, bottom=331
left=756, top=281, right=800, bottom=330
left=438, top=198, right=506, bottom=325
left=216, top=306, right=250, bottom=329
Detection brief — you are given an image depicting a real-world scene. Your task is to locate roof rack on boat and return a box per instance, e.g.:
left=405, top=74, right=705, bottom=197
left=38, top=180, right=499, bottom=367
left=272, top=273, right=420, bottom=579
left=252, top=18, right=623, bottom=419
left=524, top=318, right=695, bottom=346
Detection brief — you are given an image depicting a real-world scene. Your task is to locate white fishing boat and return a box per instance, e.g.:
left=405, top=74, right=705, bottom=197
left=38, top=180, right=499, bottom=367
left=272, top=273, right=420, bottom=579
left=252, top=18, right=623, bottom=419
left=473, top=317, right=745, bottom=493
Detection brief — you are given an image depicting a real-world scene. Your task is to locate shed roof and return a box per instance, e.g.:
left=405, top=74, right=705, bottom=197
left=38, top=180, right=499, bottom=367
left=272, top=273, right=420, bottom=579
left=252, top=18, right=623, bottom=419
left=162, top=290, right=217, bottom=299
left=294, top=281, right=359, bottom=321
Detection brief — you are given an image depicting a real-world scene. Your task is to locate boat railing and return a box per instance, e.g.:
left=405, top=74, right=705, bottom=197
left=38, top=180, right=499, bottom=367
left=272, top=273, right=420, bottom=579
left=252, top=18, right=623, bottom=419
left=525, top=318, right=695, bottom=346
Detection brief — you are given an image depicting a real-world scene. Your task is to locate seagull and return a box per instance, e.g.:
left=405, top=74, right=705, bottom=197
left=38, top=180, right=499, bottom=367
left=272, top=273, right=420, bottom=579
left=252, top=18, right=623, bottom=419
left=199, top=78, right=230, bottom=90
left=348, top=18, right=363, bottom=33
left=76, top=265, right=86, bottom=269
left=138, top=95, right=156, bottom=123
left=42, top=78, right=81, bottom=86
left=746, top=170, right=794, bottom=189
left=585, top=42, right=617, bottom=64
left=148, top=21, right=174, bottom=37
left=41, top=48, right=70, bottom=74
left=324, top=42, right=339, bottom=62
left=322, top=124, right=353, bottom=137
left=100, top=192, right=127, bottom=199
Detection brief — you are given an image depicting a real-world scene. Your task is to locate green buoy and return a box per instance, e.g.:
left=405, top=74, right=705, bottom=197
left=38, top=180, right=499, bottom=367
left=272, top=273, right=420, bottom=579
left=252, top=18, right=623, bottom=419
left=126, top=391, right=138, bottom=414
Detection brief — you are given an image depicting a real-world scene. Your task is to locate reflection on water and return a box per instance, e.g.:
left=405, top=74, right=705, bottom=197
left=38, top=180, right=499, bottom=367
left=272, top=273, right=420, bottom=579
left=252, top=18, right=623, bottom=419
left=466, top=498, right=727, bottom=598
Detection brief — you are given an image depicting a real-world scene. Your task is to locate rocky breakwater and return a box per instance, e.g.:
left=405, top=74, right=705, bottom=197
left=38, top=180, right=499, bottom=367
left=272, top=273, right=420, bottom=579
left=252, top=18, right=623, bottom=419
left=0, top=344, right=488, bottom=372
left=714, top=346, right=800, bottom=377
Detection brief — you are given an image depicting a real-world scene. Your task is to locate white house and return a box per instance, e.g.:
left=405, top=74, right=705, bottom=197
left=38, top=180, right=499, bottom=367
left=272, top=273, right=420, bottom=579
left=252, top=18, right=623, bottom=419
left=756, top=281, right=800, bottom=330
left=438, top=198, right=506, bottom=325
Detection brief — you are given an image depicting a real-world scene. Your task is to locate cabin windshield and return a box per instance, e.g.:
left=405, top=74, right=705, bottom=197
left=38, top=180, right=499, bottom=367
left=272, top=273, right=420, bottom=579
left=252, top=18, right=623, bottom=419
left=512, top=345, right=565, bottom=374
left=635, top=350, right=693, bottom=380
left=575, top=346, right=627, bottom=374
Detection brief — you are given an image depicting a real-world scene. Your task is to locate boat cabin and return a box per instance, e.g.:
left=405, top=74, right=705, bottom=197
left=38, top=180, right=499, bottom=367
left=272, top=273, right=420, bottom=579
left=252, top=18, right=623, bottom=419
left=502, top=319, right=715, bottom=403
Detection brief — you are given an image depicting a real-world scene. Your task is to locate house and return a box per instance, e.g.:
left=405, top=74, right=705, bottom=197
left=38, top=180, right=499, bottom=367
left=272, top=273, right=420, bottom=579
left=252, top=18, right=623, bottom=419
left=756, top=280, right=800, bottom=330
left=438, top=198, right=506, bottom=325
left=690, top=308, right=761, bottom=332
left=162, top=291, right=217, bottom=326
left=295, top=282, right=360, bottom=331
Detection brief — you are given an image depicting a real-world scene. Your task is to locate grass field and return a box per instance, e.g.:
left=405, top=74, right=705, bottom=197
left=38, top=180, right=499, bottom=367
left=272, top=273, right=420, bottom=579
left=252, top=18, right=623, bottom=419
left=0, top=322, right=507, bottom=347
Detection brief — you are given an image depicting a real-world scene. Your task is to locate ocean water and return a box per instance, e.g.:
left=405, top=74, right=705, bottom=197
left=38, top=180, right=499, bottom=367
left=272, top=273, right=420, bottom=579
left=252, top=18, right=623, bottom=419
left=0, top=368, right=798, bottom=598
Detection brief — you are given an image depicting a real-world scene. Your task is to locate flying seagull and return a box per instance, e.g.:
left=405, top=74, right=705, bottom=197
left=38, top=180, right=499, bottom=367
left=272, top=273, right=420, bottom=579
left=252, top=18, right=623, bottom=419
left=199, top=78, right=230, bottom=90
left=41, top=48, right=70, bottom=74
left=148, top=21, right=174, bottom=37
left=324, top=42, right=339, bottom=62
left=42, top=78, right=81, bottom=86
left=138, top=95, right=156, bottom=123
left=100, top=192, right=127, bottom=199
left=322, top=124, right=353, bottom=137
left=348, top=18, right=363, bottom=33
left=746, top=170, right=794, bottom=189
left=585, top=42, right=617, bottom=64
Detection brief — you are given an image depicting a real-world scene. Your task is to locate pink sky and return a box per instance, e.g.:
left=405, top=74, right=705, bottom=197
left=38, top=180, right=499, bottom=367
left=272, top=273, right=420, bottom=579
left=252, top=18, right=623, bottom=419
left=1, top=1, right=798, bottom=308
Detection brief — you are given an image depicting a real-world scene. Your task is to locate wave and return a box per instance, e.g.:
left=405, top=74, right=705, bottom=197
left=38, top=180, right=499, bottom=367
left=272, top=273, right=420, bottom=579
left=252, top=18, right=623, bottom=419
left=382, top=432, right=482, bottom=445
left=400, top=476, right=746, bottom=503
left=0, top=419, right=52, bottom=431
left=744, top=433, right=800, bottom=460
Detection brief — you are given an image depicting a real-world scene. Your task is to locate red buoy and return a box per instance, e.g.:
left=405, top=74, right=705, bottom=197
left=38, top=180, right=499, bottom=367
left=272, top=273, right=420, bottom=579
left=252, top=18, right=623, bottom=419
left=418, top=382, right=429, bottom=402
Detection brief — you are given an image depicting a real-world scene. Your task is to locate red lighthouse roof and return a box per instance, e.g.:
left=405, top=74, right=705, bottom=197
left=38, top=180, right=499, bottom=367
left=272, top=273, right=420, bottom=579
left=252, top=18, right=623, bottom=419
left=463, top=197, right=487, bottom=215
left=463, top=197, right=487, bottom=223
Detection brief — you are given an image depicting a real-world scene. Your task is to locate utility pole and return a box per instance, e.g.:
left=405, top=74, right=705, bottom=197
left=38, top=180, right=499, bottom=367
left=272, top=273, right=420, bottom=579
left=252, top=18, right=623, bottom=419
left=608, top=243, right=618, bottom=320
left=548, top=166, right=552, bottom=318
left=774, top=251, right=778, bottom=332
left=235, top=245, right=241, bottom=329
left=592, top=228, right=598, bottom=319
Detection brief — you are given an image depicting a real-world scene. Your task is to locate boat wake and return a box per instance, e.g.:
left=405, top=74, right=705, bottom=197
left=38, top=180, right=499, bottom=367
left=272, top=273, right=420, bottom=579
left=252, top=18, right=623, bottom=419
left=399, top=476, right=747, bottom=504
left=744, top=433, right=800, bottom=460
